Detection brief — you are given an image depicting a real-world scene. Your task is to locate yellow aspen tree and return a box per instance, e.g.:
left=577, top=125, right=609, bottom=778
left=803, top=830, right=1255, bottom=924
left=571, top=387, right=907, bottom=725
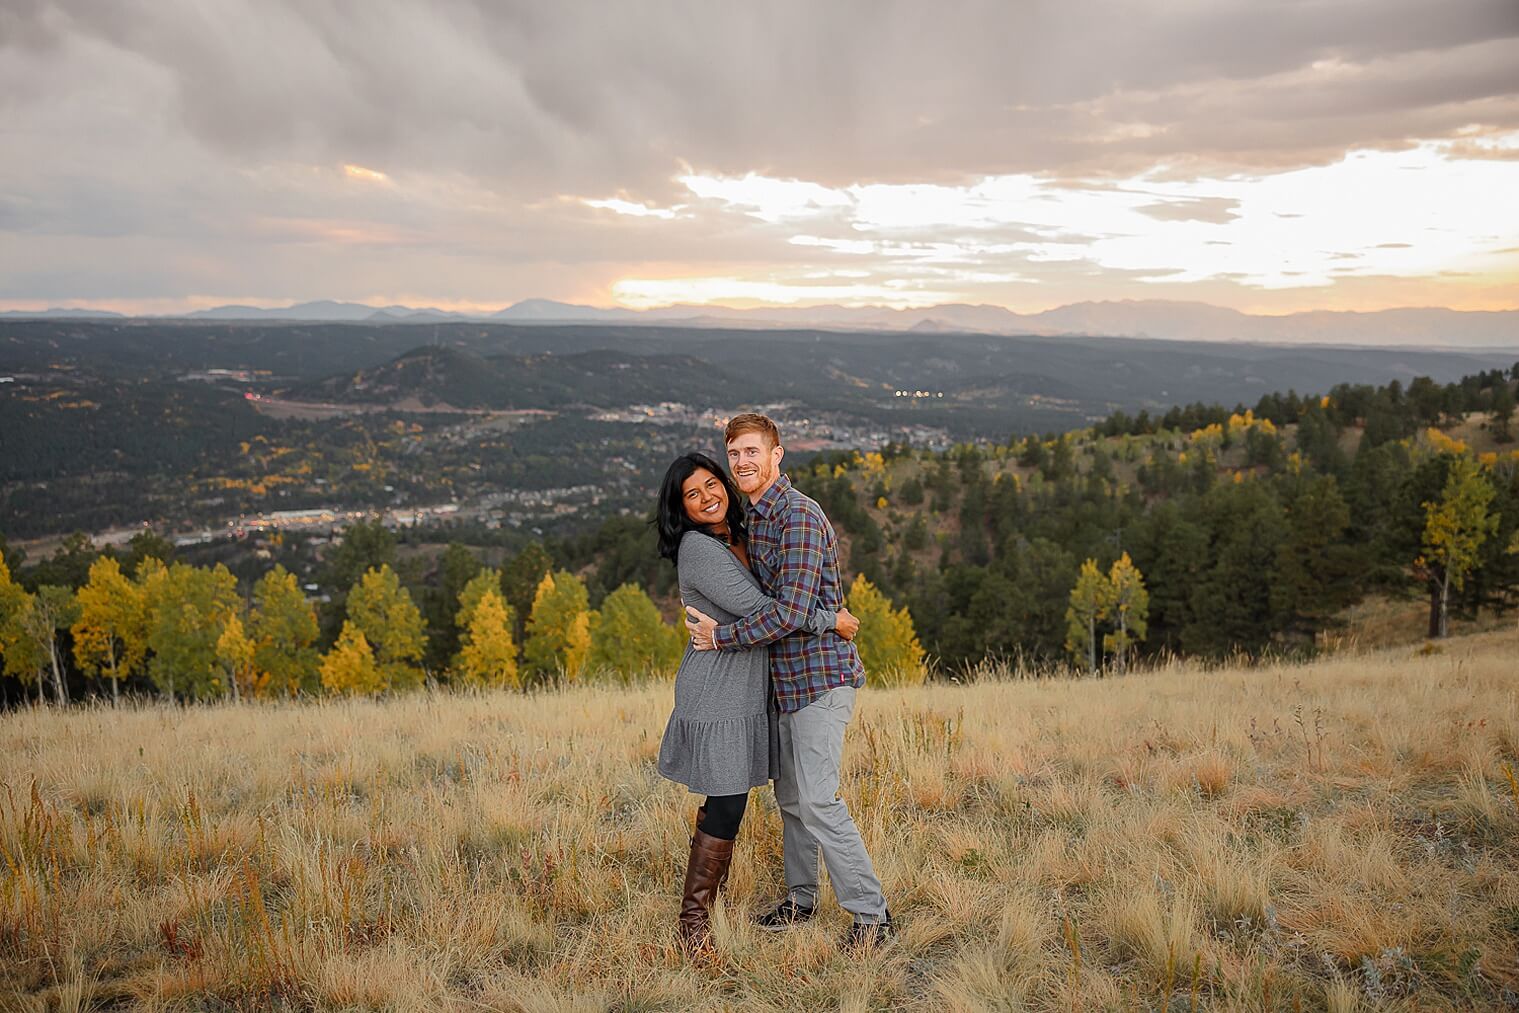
left=523, top=570, right=591, bottom=682
left=1103, top=553, right=1149, bottom=675
left=248, top=566, right=320, bottom=697
left=1065, top=559, right=1114, bottom=675
left=586, top=583, right=680, bottom=682
left=346, top=564, right=426, bottom=690
left=455, top=589, right=519, bottom=689
left=0, top=556, right=47, bottom=704
left=320, top=621, right=383, bottom=695
left=846, top=573, right=925, bottom=686
left=72, top=555, right=148, bottom=704
left=1420, top=454, right=1498, bottom=638
left=214, top=612, right=257, bottom=702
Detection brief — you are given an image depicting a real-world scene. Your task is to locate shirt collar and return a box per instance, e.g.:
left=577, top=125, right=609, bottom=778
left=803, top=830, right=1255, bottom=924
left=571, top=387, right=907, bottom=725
left=750, top=473, right=792, bottom=520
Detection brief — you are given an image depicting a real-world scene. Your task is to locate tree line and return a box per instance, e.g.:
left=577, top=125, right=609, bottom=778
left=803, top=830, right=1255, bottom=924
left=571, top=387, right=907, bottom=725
left=788, top=365, right=1519, bottom=671
left=3, top=362, right=1516, bottom=702
left=0, top=523, right=924, bottom=704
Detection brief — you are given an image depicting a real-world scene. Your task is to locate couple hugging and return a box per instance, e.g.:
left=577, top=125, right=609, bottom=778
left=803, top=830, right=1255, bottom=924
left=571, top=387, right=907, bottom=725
left=654, top=412, right=893, bottom=956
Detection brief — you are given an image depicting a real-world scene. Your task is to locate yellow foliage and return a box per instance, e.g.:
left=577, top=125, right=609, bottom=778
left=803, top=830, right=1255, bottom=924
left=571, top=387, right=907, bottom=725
left=320, top=622, right=383, bottom=695
left=1425, top=427, right=1469, bottom=456
left=455, top=591, right=519, bottom=689
left=847, top=574, right=925, bottom=686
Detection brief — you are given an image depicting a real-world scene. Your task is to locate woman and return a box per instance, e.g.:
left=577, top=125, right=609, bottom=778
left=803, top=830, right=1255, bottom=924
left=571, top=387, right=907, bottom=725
left=654, top=452, right=856, bottom=954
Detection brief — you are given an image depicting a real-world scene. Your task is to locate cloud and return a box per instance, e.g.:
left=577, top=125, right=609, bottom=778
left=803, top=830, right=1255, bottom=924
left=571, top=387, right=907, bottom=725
left=0, top=0, right=1516, bottom=312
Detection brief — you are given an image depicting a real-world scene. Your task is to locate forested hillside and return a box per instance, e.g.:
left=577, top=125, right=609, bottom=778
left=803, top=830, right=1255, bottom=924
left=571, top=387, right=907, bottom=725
left=2, top=363, right=1518, bottom=704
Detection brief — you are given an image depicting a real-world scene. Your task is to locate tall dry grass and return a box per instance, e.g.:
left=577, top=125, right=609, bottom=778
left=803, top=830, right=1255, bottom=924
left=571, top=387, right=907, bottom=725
left=2, top=631, right=1517, bottom=1011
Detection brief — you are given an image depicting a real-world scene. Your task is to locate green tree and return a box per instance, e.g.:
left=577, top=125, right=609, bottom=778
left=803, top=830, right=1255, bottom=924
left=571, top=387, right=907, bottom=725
left=346, top=565, right=426, bottom=690
left=1421, top=454, right=1498, bottom=638
left=847, top=574, right=925, bottom=686
left=0, top=555, right=45, bottom=701
left=1270, top=474, right=1360, bottom=641
left=1065, top=559, right=1113, bottom=674
left=586, top=583, right=683, bottom=682
left=523, top=570, right=591, bottom=682
left=1183, top=482, right=1287, bottom=657
left=143, top=562, right=241, bottom=699
left=1103, top=553, right=1149, bottom=675
left=1490, top=381, right=1515, bottom=444
left=424, top=543, right=483, bottom=672
left=248, top=566, right=320, bottom=697
left=318, top=519, right=397, bottom=640
left=320, top=621, right=383, bottom=695
left=503, top=542, right=553, bottom=646
left=455, top=589, right=520, bottom=689
left=72, top=555, right=147, bottom=703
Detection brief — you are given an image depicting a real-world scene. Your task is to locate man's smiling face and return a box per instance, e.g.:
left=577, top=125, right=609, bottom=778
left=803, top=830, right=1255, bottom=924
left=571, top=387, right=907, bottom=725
left=727, top=430, right=783, bottom=499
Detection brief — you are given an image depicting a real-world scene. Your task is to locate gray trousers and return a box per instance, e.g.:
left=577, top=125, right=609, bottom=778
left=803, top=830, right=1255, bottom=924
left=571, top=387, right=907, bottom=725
left=774, top=685, right=888, bottom=922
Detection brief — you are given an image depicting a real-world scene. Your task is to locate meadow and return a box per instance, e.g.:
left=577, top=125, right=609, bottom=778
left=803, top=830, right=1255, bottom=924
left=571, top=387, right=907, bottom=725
left=3, top=630, right=1517, bottom=1012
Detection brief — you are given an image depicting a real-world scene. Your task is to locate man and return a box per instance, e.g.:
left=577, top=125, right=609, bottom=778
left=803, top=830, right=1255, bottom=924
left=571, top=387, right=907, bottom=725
left=685, top=412, right=893, bottom=948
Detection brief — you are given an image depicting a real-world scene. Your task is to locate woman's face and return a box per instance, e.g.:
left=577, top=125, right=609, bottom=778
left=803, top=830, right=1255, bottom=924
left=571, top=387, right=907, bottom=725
left=681, top=467, right=729, bottom=529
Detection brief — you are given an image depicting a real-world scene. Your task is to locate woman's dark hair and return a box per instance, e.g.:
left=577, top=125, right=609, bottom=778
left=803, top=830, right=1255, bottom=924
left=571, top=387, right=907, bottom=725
left=656, top=452, right=748, bottom=564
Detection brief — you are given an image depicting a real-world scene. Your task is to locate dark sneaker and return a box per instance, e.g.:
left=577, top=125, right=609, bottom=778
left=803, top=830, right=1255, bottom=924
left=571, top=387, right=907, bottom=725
left=754, top=897, right=816, bottom=932
left=843, top=910, right=895, bottom=950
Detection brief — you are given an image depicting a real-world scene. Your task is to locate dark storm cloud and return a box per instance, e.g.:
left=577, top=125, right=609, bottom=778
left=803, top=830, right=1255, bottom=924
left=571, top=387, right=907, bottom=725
left=8, top=0, right=1519, bottom=190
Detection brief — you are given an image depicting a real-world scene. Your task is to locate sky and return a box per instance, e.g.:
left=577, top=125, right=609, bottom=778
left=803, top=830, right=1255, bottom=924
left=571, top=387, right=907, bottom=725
left=2, top=0, right=1518, bottom=317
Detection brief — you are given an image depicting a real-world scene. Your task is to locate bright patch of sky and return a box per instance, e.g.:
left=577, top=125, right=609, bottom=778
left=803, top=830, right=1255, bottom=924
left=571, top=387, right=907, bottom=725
left=611, top=276, right=958, bottom=310
left=594, top=134, right=1517, bottom=305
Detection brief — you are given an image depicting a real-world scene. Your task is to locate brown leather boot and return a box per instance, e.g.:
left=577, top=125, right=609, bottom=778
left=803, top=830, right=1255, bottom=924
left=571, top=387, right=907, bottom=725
left=677, top=822, right=735, bottom=955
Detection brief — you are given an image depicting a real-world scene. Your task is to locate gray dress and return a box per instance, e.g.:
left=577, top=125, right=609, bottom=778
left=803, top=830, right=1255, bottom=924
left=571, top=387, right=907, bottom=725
left=657, top=529, right=836, bottom=797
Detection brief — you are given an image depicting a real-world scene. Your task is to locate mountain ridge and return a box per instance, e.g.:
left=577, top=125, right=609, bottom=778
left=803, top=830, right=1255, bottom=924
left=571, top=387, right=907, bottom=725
left=3, top=298, right=1516, bottom=348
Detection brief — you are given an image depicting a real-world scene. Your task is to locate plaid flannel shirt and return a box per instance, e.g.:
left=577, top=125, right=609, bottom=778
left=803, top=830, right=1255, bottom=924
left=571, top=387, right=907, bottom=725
left=712, top=473, right=864, bottom=712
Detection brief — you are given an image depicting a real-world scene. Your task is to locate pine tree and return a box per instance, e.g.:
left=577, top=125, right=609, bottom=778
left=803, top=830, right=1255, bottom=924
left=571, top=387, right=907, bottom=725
left=248, top=566, right=320, bottom=697
left=503, top=543, right=553, bottom=646
left=1270, top=474, right=1359, bottom=641
left=523, top=571, right=591, bottom=682
left=455, top=589, right=519, bottom=689
left=346, top=564, right=426, bottom=690
left=1103, top=553, right=1149, bottom=675
left=71, top=555, right=147, bottom=703
left=320, top=621, right=383, bottom=695
left=587, top=583, right=683, bottom=681
left=1420, top=454, right=1498, bottom=638
left=1490, top=380, right=1515, bottom=444
left=1065, top=559, right=1113, bottom=674
left=214, top=612, right=256, bottom=702
left=847, top=574, right=925, bottom=686
left=425, top=543, right=483, bottom=672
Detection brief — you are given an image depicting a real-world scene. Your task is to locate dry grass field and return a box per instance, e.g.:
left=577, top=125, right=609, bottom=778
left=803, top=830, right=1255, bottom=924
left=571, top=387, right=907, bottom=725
left=4, top=631, right=1518, bottom=1012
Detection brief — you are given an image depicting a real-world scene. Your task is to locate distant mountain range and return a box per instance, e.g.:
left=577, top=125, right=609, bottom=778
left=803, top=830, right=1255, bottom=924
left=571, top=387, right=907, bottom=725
left=3, top=298, right=1517, bottom=348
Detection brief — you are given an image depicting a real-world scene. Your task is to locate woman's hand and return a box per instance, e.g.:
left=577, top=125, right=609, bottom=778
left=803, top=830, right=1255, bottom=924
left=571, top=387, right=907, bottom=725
left=834, top=607, right=860, bottom=641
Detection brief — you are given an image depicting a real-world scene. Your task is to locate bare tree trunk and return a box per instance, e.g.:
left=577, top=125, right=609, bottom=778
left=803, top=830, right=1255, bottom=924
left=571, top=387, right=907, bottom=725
left=108, top=642, right=120, bottom=705
left=1438, top=569, right=1451, bottom=639
left=1086, top=616, right=1096, bottom=675
left=36, top=671, right=44, bottom=706
left=228, top=664, right=240, bottom=703
left=1427, top=579, right=1441, bottom=639
left=49, top=640, right=67, bottom=705
left=1116, top=613, right=1128, bottom=675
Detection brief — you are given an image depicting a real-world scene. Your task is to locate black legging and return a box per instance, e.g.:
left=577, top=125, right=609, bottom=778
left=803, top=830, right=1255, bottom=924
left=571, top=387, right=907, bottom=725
left=699, top=792, right=749, bottom=841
